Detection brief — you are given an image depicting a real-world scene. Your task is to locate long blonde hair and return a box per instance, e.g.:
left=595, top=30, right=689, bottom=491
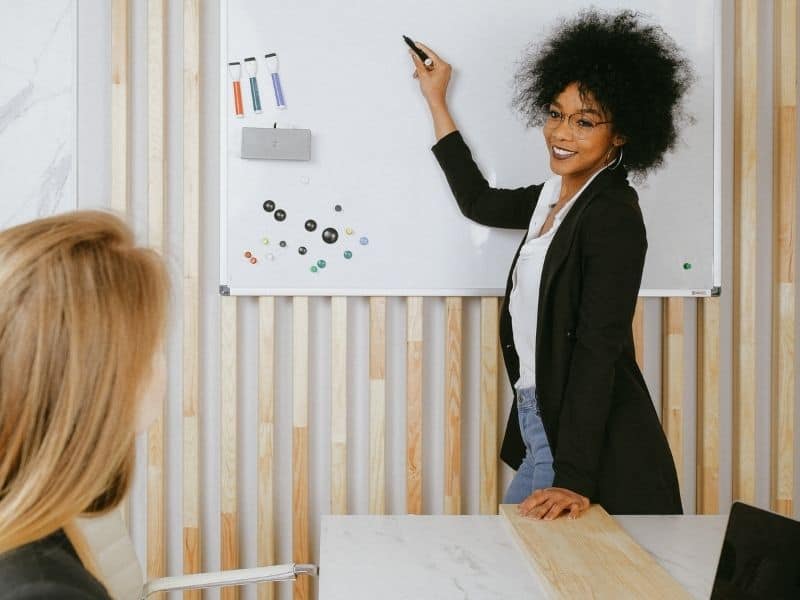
left=0, top=210, right=169, bottom=555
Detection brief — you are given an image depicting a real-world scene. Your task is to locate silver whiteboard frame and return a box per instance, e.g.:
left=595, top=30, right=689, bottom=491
left=219, top=0, right=723, bottom=298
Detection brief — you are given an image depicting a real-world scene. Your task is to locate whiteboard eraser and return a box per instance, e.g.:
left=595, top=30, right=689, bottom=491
left=241, top=127, right=311, bottom=161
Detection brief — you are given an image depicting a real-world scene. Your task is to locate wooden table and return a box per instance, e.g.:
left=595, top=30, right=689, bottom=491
left=319, top=513, right=728, bottom=599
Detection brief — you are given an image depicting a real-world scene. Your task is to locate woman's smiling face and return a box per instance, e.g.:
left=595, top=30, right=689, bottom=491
left=543, top=82, right=625, bottom=186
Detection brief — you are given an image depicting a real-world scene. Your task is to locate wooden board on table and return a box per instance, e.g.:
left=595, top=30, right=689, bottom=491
left=499, top=504, right=691, bottom=599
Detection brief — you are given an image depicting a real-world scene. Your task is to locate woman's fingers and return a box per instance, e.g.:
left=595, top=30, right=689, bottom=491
left=517, top=489, right=546, bottom=515
left=518, top=487, right=590, bottom=520
left=542, top=501, right=567, bottom=521
left=415, top=42, right=443, bottom=65
left=409, top=50, right=424, bottom=72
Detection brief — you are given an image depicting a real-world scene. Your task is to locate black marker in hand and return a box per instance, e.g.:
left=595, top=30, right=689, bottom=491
left=403, top=35, right=434, bottom=69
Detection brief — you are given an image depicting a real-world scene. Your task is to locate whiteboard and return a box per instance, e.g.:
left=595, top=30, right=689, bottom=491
left=220, top=0, right=721, bottom=297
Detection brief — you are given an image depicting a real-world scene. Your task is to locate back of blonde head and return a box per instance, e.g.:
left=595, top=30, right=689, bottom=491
left=0, top=210, right=169, bottom=554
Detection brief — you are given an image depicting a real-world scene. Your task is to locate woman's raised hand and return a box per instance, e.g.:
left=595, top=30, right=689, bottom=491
left=409, top=43, right=452, bottom=108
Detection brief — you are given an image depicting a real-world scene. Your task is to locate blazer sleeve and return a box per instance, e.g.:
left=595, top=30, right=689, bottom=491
left=431, top=131, right=541, bottom=229
left=551, top=193, right=647, bottom=501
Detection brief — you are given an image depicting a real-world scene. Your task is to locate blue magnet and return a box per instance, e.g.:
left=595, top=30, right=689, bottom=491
left=359, top=236, right=369, bottom=245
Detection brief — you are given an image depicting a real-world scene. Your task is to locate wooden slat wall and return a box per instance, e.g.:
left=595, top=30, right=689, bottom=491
left=444, top=298, right=463, bottom=515
left=146, top=0, right=165, bottom=589
left=633, top=298, right=645, bottom=369
left=479, top=298, right=499, bottom=514
left=110, top=0, right=128, bottom=215
left=115, top=4, right=800, bottom=598
left=220, top=297, right=239, bottom=599
left=406, top=297, right=423, bottom=514
left=331, top=298, right=348, bottom=514
left=697, top=298, right=720, bottom=514
left=292, top=298, right=310, bottom=600
left=369, top=298, right=387, bottom=515
left=662, top=298, right=684, bottom=484
left=181, top=0, right=201, bottom=594
left=258, top=297, right=276, bottom=600
left=771, top=0, right=796, bottom=517
left=732, top=0, right=758, bottom=505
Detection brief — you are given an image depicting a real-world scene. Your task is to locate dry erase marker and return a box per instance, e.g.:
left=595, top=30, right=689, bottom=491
left=264, top=52, right=287, bottom=109
left=403, top=35, right=433, bottom=69
left=244, top=57, right=262, bottom=113
left=228, top=61, right=244, bottom=117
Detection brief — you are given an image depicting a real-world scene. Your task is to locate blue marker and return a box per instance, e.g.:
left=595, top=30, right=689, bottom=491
left=244, top=57, right=262, bottom=113
left=264, top=52, right=286, bottom=109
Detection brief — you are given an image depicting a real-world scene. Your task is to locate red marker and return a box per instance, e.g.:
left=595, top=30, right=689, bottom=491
left=228, top=61, right=244, bottom=118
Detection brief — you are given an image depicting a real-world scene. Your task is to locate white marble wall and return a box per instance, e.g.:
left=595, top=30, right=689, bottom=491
left=0, top=0, right=76, bottom=228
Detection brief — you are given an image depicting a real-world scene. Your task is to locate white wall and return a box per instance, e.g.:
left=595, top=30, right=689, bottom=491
left=65, top=2, right=800, bottom=600
left=0, top=0, right=76, bottom=225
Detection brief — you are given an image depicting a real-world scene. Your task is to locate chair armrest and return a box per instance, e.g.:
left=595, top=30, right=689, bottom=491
left=139, top=563, right=318, bottom=598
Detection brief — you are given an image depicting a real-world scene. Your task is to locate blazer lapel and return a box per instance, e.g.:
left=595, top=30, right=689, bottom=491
left=538, top=168, right=626, bottom=304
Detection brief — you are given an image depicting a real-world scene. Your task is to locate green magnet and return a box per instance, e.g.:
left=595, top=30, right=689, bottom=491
left=317, top=259, right=326, bottom=268
left=310, top=266, right=318, bottom=273
left=344, top=250, right=352, bottom=259
left=683, top=262, right=692, bottom=270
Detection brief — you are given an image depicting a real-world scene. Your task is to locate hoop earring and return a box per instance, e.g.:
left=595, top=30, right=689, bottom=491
left=606, top=146, right=624, bottom=171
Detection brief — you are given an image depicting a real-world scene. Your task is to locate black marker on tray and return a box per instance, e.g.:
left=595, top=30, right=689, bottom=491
left=403, top=35, right=434, bottom=69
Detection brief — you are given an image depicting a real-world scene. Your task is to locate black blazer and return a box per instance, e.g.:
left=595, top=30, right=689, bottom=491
left=0, top=530, right=110, bottom=599
left=432, top=131, right=682, bottom=515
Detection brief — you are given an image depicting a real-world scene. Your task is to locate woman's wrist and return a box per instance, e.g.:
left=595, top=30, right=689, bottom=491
left=427, top=97, right=449, bottom=112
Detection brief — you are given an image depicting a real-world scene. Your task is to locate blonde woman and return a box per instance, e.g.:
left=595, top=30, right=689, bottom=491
left=0, top=211, right=169, bottom=598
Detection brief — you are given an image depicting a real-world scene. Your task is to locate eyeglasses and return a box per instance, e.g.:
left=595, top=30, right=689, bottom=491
left=541, top=104, right=612, bottom=139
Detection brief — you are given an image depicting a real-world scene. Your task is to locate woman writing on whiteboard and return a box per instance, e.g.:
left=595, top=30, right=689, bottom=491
left=410, top=10, right=693, bottom=518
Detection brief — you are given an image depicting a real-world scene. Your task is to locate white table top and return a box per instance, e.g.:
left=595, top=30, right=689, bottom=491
left=319, top=513, right=728, bottom=599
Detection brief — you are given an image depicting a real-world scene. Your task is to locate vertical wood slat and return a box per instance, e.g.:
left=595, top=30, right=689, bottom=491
left=257, top=298, right=276, bottom=600
left=733, top=0, right=758, bottom=504
left=444, top=298, right=462, bottom=515
left=220, top=298, right=239, bottom=599
left=111, top=0, right=128, bottom=214
left=146, top=0, right=165, bottom=587
left=771, top=0, right=796, bottom=517
left=293, top=298, right=310, bottom=600
left=369, top=297, right=387, bottom=514
left=633, top=298, right=645, bottom=370
left=479, top=297, right=499, bottom=515
left=697, top=298, right=720, bottom=514
left=662, top=298, right=684, bottom=484
left=331, top=297, right=348, bottom=514
left=406, top=297, right=423, bottom=514
left=182, top=0, right=201, bottom=591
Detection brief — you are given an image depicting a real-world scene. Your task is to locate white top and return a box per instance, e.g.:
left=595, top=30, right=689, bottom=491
left=509, top=170, right=604, bottom=390
left=319, top=514, right=728, bottom=599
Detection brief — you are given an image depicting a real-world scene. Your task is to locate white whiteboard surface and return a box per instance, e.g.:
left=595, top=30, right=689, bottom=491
left=220, top=0, right=721, bottom=297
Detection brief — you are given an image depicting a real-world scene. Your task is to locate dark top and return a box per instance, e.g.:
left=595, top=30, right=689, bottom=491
left=432, top=131, right=682, bottom=515
left=0, top=529, right=111, bottom=600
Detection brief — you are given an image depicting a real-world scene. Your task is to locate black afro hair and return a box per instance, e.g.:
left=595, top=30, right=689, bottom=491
left=513, top=9, right=695, bottom=179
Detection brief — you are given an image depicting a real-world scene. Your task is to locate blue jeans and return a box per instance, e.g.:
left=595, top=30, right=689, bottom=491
left=503, top=386, right=555, bottom=504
